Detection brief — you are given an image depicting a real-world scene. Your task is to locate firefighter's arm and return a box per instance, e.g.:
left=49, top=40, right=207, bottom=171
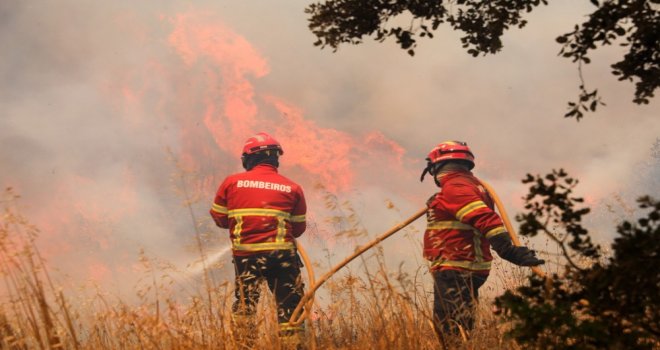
left=444, top=182, right=505, bottom=235
left=210, top=179, right=229, bottom=228
left=290, top=187, right=307, bottom=237
left=445, top=183, right=544, bottom=266
left=488, top=234, right=544, bottom=266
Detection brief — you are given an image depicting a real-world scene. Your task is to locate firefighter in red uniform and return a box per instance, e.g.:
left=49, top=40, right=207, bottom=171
left=419, top=141, right=544, bottom=336
left=210, top=132, right=307, bottom=344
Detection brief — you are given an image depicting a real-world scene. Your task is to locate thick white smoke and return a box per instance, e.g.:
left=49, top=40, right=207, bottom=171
left=0, top=0, right=658, bottom=302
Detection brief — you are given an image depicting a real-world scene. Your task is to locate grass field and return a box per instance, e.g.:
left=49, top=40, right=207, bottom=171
left=1, top=187, right=540, bottom=350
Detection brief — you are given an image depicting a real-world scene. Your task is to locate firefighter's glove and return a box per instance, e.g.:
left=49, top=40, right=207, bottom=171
left=489, top=234, right=545, bottom=266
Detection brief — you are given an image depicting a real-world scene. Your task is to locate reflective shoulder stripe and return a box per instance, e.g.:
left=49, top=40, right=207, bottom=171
left=228, top=208, right=291, bottom=219
left=232, top=242, right=295, bottom=252
left=427, top=220, right=473, bottom=231
left=211, top=203, right=228, bottom=214
left=456, top=200, right=488, bottom=221
left=485, top=226, right=507, bottom=238
left=290, top=214, right=306, bottom=223
left=432, top=259, right=492, bottom=271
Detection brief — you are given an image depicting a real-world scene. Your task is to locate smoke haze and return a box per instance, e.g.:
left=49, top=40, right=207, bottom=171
left=1, top=0, right=658, bottom=299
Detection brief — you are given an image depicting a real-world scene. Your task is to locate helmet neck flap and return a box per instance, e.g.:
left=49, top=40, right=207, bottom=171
left=242, top=150, right=279, bottom=171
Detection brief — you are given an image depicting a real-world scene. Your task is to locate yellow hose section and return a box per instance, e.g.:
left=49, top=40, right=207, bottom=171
left=293, top=240, right=315, bottom=325
left=480, top=180, right=546, bottom=278
left=288, top=207, right=427, bottom=326
left=288, top=181, right=545, bottom=326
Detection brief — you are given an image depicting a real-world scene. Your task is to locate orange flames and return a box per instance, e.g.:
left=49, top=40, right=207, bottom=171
left=165, top=11, right=411, bottom=193
left=3, top=9, right=416, bottom=288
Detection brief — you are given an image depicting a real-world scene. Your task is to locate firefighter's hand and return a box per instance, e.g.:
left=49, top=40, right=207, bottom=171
left=489, top=234, right=545, bottom=266
left=506, top=246, right=545, bottom=266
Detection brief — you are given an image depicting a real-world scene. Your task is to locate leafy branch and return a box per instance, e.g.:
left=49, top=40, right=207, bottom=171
left=516, top=168, right=599, bottom=270
left=305, top=0, right=659, bottom=119
left=496, top=171, right=660, bottom=348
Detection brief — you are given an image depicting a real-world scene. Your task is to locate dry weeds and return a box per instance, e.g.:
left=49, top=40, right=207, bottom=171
left=0, top=187, right=529, bottom=349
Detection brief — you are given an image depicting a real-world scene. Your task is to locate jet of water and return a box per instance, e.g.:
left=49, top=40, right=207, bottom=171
left=186, top=245, right=232, bottom=276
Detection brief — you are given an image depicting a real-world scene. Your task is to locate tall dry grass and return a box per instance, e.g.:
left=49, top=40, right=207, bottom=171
left=0, top=187, right=528, bottom=349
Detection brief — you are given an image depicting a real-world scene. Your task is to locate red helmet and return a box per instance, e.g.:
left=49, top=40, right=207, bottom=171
left=420, top=141, right=474, bottom=182
left=241, top=132, right=283, bottom=156
left=426, top=141, right=474, bottom=167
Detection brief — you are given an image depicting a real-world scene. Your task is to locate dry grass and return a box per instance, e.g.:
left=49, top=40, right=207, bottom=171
left=0, top=187, right=527, bottom=350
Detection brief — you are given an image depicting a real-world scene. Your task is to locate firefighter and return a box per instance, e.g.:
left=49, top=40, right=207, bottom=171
left=419, top=141, right=544, bottom=336
left=210, top=132, right=307, bottom=346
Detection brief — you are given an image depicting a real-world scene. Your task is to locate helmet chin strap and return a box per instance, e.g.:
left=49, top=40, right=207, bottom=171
left=419, top=167, right=430, bottom=182
left=420, top=162, right=445, bottom=186
left=433, top=173, right=442, bottom=187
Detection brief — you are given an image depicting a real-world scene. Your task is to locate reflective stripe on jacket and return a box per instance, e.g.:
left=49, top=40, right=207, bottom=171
left=424, top=170, right=507, bottom=274
left=210, top=164, right=307, bottom=256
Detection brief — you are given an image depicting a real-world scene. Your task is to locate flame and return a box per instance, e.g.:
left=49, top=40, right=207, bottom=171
left=169, top=11, right=268, bottom=154
left=164, top=11, right=410, bottom=192
left=3, top=9, right=417, bottom=290
left=26, top=169, right=138, bottom=282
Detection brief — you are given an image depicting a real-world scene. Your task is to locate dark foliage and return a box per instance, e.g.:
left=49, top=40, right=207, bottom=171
left=557, top=0, right=659, bottom=119
left=306, top=0, right=548, bottom=56
left=516, top=169, right=599, bottom=269
left=305, top=0, right=659, bottom=119
left=495, top=170, right=659, bottom=349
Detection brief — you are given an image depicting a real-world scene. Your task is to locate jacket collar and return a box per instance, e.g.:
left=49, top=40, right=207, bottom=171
left=435, top=169, right=472, bottom=186
left=249, top=163, right=278, bottom=173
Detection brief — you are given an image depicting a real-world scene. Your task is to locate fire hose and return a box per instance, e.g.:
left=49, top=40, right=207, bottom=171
left=289, top=180, right=545, bottom=326
left=479, top=181, right=546, bottom=279
left=289, top=207, right=427, bottom=326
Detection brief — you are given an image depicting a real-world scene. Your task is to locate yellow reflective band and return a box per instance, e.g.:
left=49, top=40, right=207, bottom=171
left=432, top=260, right=492, bottom=271
left=485, top=226, right=507, bottom=239
left=211, top=203, right=228, bottom=214
left=228, top=208, right=299, bottom=247
left=233, top=216, right=244, bottom=246
left=427, top=220, right=474, bottom=231
left=232, top=242, right=295, bottom=252
left=456, top=200, right=488, bottom=221
left=228, top=208, right=291, bottom=219
left=279, top=322, right=304, bottom=332
left=275, top=217, right=286, bottom=243
left=290, top=214, right=306, bottom=223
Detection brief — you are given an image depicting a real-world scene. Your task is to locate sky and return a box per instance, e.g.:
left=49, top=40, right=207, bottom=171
left=1, top=0, right=658, bottom=301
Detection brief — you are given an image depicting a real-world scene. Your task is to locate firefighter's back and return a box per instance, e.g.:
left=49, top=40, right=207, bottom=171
left=222, top=163, right=306, bottom=256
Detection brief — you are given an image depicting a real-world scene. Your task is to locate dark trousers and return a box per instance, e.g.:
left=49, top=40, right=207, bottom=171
left=232, top=250, right=304, bottom=324
left=432, top=269, right=488, bottom=335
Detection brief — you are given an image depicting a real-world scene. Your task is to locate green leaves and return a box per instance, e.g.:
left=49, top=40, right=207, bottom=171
left=497, top=175, right=660, bottom=348
left=306, top=0, right=658, bottom=120
left=564, top=84, right=605, bottom=121
left=518, top=169, right=599, bottom=266
left=556, top=0, right=659, bottom=109
left=305, top=0, right=548, bottom=56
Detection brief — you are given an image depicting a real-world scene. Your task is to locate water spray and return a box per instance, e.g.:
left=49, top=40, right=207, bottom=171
left=186, top=245, right=233, bottom=276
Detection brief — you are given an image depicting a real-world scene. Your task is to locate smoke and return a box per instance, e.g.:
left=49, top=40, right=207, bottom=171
left=1, top=0, right=658, bottom=301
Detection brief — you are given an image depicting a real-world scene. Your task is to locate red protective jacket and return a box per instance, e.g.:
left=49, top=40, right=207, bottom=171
left=424, top=170, right=507, bottom=275
left=210, top=164, right=307, bottom=257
